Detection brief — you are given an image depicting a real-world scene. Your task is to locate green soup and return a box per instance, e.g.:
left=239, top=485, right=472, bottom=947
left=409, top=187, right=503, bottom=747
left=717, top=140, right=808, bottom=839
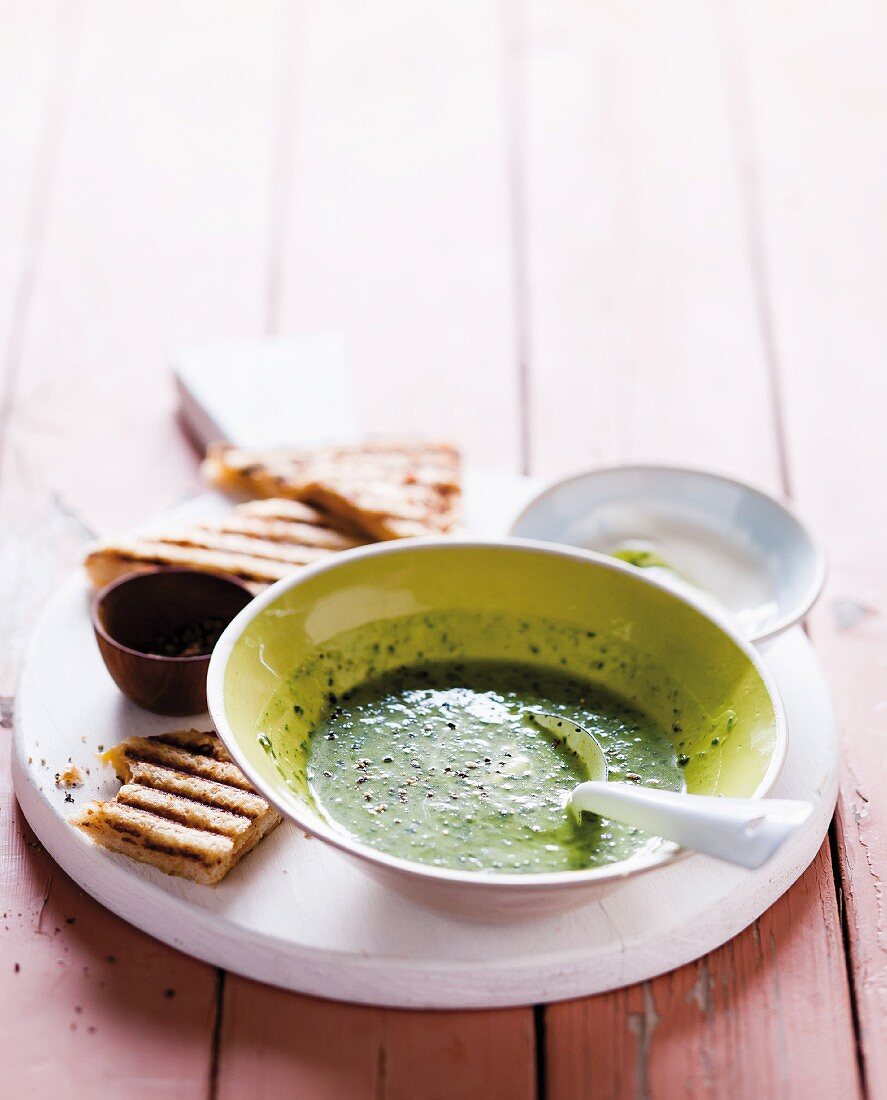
left=305, top=659, right=683, bottom=874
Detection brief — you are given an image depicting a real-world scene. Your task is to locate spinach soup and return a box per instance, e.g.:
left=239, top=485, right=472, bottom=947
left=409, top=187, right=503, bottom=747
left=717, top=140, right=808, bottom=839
left=305, top=659, right=683, bottom=874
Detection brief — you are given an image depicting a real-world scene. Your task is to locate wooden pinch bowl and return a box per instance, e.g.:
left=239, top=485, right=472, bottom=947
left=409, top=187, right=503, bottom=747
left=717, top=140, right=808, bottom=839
left=92, top=569, right=254, bottom=716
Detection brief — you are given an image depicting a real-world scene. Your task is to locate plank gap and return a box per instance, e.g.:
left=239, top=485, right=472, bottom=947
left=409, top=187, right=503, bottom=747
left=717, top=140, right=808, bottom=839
left=533, top=1002, right=548, bottom=1100
left=501, top=0, right=532, bottom=477
left=0, top=0, right=82, bottom=480
left=714, top=1, right=793, bottom=500
left=208, top=968, right=228, bottom=1100
left=717, top=6, right=868, bottom=1091
left=829, top=817, right=869, bottom=1099
left=374, top=1010, right=389, bottom=1100
left=265, top=1, right=303, bottom=336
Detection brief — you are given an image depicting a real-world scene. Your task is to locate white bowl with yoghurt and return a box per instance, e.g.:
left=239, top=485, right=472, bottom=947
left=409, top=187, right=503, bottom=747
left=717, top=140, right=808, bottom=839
left=509, top=464, right=825, bottom=644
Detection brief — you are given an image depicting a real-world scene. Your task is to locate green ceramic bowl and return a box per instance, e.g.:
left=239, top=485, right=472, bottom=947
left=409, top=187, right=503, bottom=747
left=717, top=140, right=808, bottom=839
left=207, top=539, right=786, bottom=916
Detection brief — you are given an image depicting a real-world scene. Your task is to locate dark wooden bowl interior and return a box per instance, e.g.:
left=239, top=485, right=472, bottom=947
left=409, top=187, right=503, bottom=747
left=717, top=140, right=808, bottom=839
left=92, top=569, right=254, bottom=716
left=96, top=569, right=253, bottom=657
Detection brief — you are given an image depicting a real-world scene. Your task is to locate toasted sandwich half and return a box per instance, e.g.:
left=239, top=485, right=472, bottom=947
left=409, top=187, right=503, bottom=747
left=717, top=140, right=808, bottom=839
left=84, top=497, right=367, bottom=590
left=71, top=729, right=281, bottom=884
left=202, top=439, right=462, bottom=541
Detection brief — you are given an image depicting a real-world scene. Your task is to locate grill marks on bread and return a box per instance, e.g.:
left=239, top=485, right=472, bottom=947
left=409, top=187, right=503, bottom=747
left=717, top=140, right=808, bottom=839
left=202, top=439, right=462, bottom=540
left=71, top=730, right=281, bottom=884
left=83, top=497, right=366, bottom=591
left=83, top=440, right=462, bottom=589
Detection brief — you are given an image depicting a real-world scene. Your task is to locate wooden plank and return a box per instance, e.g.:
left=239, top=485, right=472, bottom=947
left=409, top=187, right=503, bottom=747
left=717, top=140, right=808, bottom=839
left=0, top=0, right=280, bottom=538
left=546, top=845, right=856, bottom=1097
left=271, top=0, right=520, bottom=472
left=727, top=0, right=887, bottom=1089
left=0, top=2, right=281, bottom=1094
left=519, top=0, right=779, bottom=489
left=515, top=1, right=861, bottom=1095
left=215, top=4, right=533, bottom=1097
left=0, top=746, right=219, bottom=1099
left=216, top=984, right=382, bottom=1100
left=217, top=983, right=535, bottom=1100
left=0, top=0, right=62, bottom=369
left=375, top=1006, right=534, bottom=1100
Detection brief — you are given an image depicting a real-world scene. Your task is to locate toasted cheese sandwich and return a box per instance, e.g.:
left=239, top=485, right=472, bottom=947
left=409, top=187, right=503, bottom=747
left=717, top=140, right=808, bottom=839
left=71, top=729, right=281, bottom=884
left=202, top=439, right=462, bottom=540
left=84, top=498, right=366, bottom=591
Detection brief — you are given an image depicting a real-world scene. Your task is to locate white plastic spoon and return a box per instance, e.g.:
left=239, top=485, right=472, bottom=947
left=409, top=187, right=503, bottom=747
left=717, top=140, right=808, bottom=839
left=526, top=711, right=812, bottom=870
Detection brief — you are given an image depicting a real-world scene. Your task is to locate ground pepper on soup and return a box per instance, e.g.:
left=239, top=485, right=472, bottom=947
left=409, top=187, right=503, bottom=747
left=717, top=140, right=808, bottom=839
left=306, top=659, right=683, bottom=874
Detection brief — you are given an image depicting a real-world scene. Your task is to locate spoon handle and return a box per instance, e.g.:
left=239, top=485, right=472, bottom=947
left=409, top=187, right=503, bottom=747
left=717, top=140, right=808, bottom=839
left=571, top=782, right=813, bottom=869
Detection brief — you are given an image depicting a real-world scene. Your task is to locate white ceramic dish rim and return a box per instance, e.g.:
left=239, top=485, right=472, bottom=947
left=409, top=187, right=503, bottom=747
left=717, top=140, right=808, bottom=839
left=508, top=463, right=828, bottom=644
left=207, top=537, right=788, bottom=894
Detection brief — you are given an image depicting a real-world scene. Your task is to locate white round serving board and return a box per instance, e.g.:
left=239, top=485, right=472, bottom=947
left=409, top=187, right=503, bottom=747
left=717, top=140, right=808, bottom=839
left=12, top=471, right=839, bottom=1009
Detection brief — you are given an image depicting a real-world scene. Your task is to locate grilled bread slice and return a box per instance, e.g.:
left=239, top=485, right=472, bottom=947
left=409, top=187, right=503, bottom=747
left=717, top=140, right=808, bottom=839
left=71, top=729, right=281, bottom=884
left=202, top=439, right=462, bottom=540
left=83, top=497, right=367, bottom=590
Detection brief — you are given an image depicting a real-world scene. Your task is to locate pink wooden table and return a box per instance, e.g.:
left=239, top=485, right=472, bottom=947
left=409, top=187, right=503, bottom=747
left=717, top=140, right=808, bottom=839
left=1, top=2, right=883, bottom=1096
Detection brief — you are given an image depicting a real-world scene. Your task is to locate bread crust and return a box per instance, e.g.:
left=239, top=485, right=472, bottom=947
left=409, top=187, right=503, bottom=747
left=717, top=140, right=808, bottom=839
left=83, top=497, right=366, bottom=590
left=202, top=439, right=462, bottom=540
left=71, top=730, right=281, bottom=884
